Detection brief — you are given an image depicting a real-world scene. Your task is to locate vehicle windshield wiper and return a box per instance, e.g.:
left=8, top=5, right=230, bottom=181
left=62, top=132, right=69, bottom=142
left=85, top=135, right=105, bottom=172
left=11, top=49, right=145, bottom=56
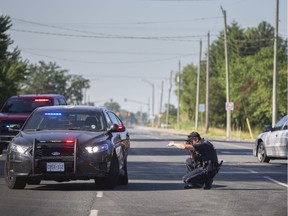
left=68, top=127, right=81, bottom=130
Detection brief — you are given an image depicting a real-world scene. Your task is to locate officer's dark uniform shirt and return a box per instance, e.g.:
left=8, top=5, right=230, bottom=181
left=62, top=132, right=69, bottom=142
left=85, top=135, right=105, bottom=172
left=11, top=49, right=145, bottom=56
left=193, top=140, right=218, bottom=163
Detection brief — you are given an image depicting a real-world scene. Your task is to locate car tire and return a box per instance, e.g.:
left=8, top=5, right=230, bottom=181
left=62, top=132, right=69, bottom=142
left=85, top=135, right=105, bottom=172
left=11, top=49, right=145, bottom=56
left=4, top=161, right=27, bottom=189
left=105, top=153, right=120, bottom=189
left=257, top=142, right=270, bottom=163
left=94, top=177, right=105, bottom=189
left=95, top=153, right=119, bottom=189
left=118, top=160, right=128, bottom=185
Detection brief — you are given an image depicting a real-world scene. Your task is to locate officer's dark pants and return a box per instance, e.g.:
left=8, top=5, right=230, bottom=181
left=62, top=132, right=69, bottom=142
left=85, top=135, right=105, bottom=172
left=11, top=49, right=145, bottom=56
left=184, top=158, right=204, bottom=186
left=203, top=164, right=218, bottom=188
left=184, top=158, right=217, bottom=188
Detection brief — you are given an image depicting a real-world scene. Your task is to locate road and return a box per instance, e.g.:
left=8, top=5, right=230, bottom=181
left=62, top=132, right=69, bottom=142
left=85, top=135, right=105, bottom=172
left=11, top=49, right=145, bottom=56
left=0, top=127, right=287, bottom=216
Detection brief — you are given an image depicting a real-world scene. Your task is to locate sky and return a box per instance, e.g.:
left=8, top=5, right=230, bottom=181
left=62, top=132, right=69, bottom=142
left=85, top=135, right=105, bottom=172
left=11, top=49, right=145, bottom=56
left=1, top=0, right=287, bottom=116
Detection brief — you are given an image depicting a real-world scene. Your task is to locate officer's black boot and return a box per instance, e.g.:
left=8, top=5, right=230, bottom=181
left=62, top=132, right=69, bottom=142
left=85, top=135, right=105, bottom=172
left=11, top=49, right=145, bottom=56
left=204, top=178, right=213, bottom=190
left=184, top=183, right=203, bottom=189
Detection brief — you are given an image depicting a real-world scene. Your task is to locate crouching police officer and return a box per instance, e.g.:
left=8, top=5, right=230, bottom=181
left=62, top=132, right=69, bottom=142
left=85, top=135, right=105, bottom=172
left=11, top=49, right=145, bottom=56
left=168, top=131, right=221, bottom=190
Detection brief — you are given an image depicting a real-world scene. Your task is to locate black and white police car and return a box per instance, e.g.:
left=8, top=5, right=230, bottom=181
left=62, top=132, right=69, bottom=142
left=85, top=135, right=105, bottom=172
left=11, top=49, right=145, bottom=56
left=4, top=105, right=130, bottom=189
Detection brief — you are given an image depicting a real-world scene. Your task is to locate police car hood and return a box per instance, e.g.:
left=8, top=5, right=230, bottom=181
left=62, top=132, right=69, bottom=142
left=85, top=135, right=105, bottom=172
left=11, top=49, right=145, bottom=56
left=13, top=130, right=108, bottom=146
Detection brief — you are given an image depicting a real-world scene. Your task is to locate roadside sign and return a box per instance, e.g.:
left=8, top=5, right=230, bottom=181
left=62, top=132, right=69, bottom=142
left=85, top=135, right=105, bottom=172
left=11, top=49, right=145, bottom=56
left=225, top=102, right=234, bottom=111
left=199, top=104, right=205, bottom=112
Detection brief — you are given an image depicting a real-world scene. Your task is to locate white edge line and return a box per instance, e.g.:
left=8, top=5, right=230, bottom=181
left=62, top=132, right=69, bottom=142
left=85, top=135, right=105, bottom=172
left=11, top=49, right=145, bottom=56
left=247, top=169, right=258, bottom=174
left=89, top=210, right=98, bottom=216
left=96, top=191, right=103, bottom=198
left=263, top=176, right=288, bottom=188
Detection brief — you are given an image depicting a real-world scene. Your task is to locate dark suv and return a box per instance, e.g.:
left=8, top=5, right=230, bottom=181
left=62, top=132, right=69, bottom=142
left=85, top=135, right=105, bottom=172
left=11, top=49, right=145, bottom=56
left=0, top=94, right=67, bottom=153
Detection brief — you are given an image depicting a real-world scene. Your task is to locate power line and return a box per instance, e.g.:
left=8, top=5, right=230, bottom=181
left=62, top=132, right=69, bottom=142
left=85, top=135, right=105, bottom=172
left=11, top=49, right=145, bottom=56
left=14, top=47, right=195, bottom=56
left=229, top=38, right=274, bottom=43
left=12, top=17, right=122, bottom=38
left=88, top=75, right=169, bottom=80
left=11, top=28, right=213, bottom=42
left=12, top=16, right=222, bottom=27
left=11, top=16, right=219, bottom=42
left=22, top=50, right=197, bottom=64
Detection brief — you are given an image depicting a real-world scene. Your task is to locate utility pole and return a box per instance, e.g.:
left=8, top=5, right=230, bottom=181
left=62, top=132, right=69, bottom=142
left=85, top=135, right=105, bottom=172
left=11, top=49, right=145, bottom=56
left=205, top=32, right=210, bottom=133
left=148, top=97, right=150, bottom=124
left=166, top=71, right=173, bottom=128
left=195, top=40, right=202, bottom=130
left=272, top=0, right=279, bottom=126
left=158, top=81, right=164, bottom=127
left=221, top=6, right=231, bottom=140
left=142, top=79, right=155, bottom=127
left=177, top=61, right=181, bottom=129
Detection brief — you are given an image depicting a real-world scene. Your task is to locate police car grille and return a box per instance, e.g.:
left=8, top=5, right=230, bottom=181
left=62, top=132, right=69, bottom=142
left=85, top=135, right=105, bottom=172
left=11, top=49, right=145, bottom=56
left=35, top=147, right=74, bottom=157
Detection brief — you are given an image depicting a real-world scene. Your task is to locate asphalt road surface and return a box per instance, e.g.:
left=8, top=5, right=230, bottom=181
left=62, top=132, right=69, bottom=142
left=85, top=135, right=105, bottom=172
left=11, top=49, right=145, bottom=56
left=0, top=127, right=287, bottom=216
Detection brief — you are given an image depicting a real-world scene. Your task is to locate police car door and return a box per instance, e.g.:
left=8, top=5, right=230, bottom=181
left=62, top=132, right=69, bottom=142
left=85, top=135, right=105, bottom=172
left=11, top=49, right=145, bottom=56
left=266, top=116, right=288, bottom=157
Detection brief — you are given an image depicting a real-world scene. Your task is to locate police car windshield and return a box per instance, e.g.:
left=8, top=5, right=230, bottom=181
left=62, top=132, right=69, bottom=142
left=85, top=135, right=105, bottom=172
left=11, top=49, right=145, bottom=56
left=24, top=111, right=105, bottom=132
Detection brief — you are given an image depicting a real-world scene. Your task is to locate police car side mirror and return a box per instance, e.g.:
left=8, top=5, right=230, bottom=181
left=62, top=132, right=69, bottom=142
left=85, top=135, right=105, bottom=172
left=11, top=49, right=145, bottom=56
left=8, top=124, right=22, bottom=132
left=263, top=125, right=272, bottom=132
left=108, top=124, right=125, bottom=133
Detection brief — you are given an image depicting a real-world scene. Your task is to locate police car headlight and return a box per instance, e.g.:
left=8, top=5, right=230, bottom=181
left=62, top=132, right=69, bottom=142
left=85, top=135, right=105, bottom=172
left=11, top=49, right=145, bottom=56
left=10, top=143, right=30, bottom=154
left=85, top=144, right=108, bottom=153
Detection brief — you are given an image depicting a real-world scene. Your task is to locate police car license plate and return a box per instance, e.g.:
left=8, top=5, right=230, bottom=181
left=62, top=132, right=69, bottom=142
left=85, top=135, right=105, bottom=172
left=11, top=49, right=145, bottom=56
left=47, top=162, right=64, bottom=172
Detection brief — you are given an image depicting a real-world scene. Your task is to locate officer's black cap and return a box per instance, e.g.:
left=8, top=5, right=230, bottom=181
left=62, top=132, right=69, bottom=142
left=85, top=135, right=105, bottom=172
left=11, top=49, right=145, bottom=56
left=187, top=131, right=201, bottom=140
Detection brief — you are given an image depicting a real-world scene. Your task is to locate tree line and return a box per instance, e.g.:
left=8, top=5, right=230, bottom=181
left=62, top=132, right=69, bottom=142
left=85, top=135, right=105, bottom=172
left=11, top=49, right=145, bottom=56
left=175, top=21, right=287, bottom=130
left=0, top=15, right=287, bottom=131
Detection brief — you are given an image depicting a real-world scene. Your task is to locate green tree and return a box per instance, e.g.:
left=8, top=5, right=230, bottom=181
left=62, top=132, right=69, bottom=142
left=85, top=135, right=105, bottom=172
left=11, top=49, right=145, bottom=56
left=66, top=75, right=90, bottom=105
left=21, top=61, right=68, bottom=94
left=208, top=21, right=287, bottom=130
left=103, top=100, right=121, bottom=112
left=238, top=45, right=287, bottom=128
left=21, top=61, right=90, bottom=104
left=229, top=22, right=287, bottom=129
left=0, top=15, right=27, bottom=106
left=177, top=64, right=198, bottom=120
left=161, top=103, right=177, bottom=125
left=243, top=21, right=274, bottom=55
left=176, top=21, right=287, bottom=130
left=176, top=61, right=217, bottom=126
